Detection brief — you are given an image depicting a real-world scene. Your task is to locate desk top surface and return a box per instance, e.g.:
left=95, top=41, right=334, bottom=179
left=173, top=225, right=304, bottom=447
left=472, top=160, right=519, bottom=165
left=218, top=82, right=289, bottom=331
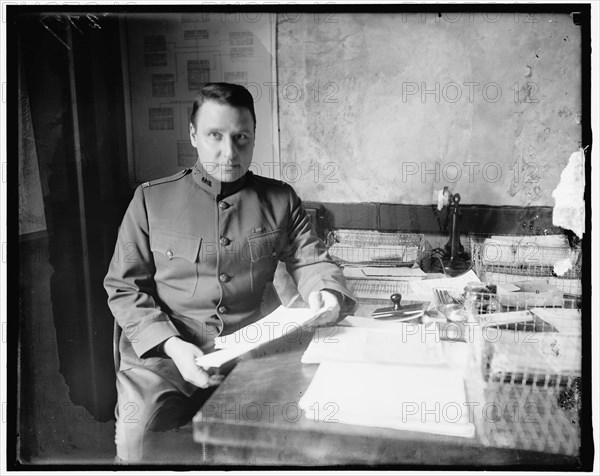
left=193, top=316, right=582, bottom=467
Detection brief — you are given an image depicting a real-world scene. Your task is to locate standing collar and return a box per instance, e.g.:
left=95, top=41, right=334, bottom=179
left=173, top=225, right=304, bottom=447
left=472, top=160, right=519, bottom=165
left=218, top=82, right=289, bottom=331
left=191, top=161, right=250, bottom=197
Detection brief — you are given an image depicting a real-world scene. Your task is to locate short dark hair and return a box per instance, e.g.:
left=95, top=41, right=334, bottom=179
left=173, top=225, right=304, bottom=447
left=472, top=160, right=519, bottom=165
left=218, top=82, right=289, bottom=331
left=190, top=83, right=256, bottom=129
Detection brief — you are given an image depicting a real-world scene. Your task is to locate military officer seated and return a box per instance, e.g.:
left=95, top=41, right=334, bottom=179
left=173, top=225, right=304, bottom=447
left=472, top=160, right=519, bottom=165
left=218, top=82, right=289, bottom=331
left=104, top=82, right=356, bottom=463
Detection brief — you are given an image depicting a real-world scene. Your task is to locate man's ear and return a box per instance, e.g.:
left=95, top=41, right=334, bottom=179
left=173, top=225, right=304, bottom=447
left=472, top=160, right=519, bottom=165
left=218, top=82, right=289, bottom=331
left=189, top=123, right=197, bottom=146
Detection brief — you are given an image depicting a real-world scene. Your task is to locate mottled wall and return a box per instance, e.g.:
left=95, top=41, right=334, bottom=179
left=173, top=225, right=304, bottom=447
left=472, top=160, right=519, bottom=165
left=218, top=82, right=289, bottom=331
left=277, top=13, right=582, bottom=205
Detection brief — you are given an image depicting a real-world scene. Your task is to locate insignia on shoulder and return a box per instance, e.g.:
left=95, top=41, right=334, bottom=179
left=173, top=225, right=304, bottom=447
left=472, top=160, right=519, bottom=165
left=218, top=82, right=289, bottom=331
left=141, top=169, right=189, bottom=188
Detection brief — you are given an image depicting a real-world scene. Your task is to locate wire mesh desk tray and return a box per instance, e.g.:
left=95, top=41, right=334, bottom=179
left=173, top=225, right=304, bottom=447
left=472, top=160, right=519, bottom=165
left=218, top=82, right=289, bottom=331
left=345, top=279, right=412, bottom=302
left=470, top=291, right=582, bottom=456
left=327, top=229, right=424, bottom=267
left=469, top=235, right=582, bottom=297
left=477, top=379, right=581, bottom=456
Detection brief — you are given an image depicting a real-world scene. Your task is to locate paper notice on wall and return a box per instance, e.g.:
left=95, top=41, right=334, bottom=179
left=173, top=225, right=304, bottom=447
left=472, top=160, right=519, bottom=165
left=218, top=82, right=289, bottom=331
left=149, top=108, right=174, bottom=130
left=187, top=59, right=211, bottom=90
left=184, top=29, right=209, bottom=41
left=151, top=74, right=175, bottom=97
left=144, top=35, right=167, bottom=66
left=224, top=71, right=248, bottom=83
left=126, top=15, right=276, bottom=182
left=177, top=140, right=197, bottom=166
left=552, top=148, right=585, bottom=238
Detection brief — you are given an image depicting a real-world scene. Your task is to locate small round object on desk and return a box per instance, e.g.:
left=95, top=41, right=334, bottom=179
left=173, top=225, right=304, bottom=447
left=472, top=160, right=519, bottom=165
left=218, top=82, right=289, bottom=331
left=439, top=304, right=466, bottom=322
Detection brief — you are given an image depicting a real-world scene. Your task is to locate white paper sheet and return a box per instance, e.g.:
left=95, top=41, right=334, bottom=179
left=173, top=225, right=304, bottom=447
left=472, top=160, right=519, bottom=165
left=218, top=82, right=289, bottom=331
left=215, top=306, right=318, bottom=349
left=194, top=344, right=256, bottom=370
left=488, top=330, right=581, bottom=376
left=477, top=310, right=534, bottom=326
left=408, top=269, right=481, bottom=302
left=299, top=361, right=476, bottom=438
left=195, top=305, right=320, bottom=369
left=530, top=308, right=581, bottom=335
left=301, top=324, right=445, bottom=365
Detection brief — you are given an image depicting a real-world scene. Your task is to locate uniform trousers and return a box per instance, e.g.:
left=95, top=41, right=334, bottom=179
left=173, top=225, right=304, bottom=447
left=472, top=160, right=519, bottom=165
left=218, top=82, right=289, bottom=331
left=114, top=362, right=212, bottom=463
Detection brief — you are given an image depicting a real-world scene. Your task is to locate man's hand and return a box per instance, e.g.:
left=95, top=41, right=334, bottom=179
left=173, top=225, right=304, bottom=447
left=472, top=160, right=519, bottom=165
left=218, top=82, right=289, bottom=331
left=162, top=336, right=223, bottom=389
left=308, top=290, right=341, bottom=327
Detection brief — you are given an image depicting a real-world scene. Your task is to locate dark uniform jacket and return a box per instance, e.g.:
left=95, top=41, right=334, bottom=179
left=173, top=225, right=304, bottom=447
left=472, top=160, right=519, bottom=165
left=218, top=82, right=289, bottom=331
left=104, top=162, right=356, bottom=385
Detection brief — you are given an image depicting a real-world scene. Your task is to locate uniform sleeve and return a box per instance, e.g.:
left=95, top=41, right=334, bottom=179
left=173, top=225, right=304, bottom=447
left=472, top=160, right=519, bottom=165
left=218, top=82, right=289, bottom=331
left=103, top=186, right=181, bottom=358
left=281, top=185, right=357, bottom=315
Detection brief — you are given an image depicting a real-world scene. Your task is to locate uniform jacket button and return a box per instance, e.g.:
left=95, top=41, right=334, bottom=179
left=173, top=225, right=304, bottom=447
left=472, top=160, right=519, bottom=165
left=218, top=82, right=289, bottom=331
left=166, top=250, right=174, bottom=259
left=217, top=305, right=229, bottom=314
left=218, top=201, right=230, bottom=210
left=219, top=236, right=230, bottom=246
left=219, top=273, right=231, bottom=283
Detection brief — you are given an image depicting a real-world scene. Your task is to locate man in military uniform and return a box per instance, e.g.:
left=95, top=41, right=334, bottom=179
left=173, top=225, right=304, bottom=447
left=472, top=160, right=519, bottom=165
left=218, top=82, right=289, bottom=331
left=104, top=83, right=356, bottom=462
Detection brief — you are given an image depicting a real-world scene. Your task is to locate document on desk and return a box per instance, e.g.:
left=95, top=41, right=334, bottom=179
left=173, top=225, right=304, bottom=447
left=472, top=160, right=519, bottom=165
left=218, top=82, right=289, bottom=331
left=488, top=330, right=581, bottom=377
left=301, top=324, right=445, bottom=366
left=195, top=306, right=319, bottom=369
left=299, top=361, right=476, bottom=438
left=408, top=269, right=481, bottom=301
left=529, top=308, right=581, bottom=335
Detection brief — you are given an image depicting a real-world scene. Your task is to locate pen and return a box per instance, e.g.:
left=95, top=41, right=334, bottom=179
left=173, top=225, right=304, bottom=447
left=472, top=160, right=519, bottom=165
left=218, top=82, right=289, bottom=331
left=372, top=310, right=424, bottom=321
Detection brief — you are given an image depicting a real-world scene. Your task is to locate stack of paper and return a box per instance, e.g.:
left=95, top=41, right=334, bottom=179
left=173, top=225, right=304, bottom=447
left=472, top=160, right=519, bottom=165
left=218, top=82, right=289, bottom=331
left=299, top=319, right=476, bottom=438
left=299, top=361, right=476, bottom=438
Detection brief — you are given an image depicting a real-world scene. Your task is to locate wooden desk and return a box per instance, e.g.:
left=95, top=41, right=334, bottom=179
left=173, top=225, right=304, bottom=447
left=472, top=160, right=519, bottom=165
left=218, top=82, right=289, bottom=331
left=192, top=324, right=581, bottom=467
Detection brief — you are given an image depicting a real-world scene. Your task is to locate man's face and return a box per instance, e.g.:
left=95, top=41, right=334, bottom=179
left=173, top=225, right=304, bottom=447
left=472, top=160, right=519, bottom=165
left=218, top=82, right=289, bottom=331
left=190, top=100, right=255, bottom=183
